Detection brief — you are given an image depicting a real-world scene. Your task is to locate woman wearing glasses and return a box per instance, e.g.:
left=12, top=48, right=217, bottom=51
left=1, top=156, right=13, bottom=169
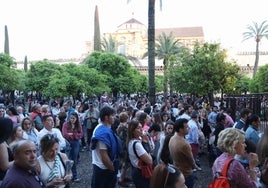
left=62, top=112, right=83, bottom=182
left=127, top=119, right=153, bottom=188
left=150, top=164, right=186, bottom=188
left=36, top=134, right=72, bottom=188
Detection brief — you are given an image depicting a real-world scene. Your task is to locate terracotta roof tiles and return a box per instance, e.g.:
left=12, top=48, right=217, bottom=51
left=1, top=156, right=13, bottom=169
left=155, top=27, right=204, bottom=38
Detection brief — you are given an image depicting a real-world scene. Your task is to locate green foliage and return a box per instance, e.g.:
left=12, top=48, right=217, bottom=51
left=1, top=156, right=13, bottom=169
left=169, top=42, right=240, bottom=98
left=102, top=35, right=117, bottom=53
left=85, top=51, right=147, bottom=96
left=155, top=75, right=164, bottom=93
left=0, top=53, right=16, bottom=68
left=86, top=52, right=129, bottom=75
left=249, top=64, right=268, bottom=92
left=0, top=53, right=19, bottom=91
left=16, top=70, right=27, bottom=92
left=26, top=60, right=61, bottom=92
left=155, top=32, right=184, bottom=97
left=243, top=20, right=268, bottom=77
left=242, top=20, right=268, bottom=42
left=26, top=60, right=109, bottom=98
left=0, top=65, right=19, bottom=90
left=235, top=75, right=251, bottom=94
left=155, top=32, right=181, bottom=62
left=60, top=64, right=109, bottom=96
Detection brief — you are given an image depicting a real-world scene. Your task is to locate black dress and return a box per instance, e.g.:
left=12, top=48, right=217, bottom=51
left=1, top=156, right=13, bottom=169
left=0, top=145, right=13, bottom=180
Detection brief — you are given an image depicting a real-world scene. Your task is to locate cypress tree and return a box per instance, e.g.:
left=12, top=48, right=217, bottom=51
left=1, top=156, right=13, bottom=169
left=4, top=25, right=10, bottom=55
left=94, top=5, right=101, bottom=51
left=24, top=55, right=28, bottom=71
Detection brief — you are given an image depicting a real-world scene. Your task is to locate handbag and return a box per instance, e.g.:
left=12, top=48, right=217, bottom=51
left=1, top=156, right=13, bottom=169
left=133, top=141, right=153, bottom=178
left=209, top=158, right=233, bottom=188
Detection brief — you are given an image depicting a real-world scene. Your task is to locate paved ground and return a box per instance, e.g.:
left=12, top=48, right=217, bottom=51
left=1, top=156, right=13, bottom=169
left=70, top=148, right=213, bottom=188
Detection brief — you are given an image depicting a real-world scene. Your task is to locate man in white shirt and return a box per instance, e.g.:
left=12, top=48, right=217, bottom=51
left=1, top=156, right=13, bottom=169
left=37, top=115, right=66, bottom=152
left=91, top=106, right=120, bottom=188
left=177, top=105, right=192, bottom=120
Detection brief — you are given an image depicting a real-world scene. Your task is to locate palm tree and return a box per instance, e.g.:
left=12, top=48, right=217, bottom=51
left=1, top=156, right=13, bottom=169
left=155, top=32, right=181, bottom=97
left=128, top=0, right=162, bottom=105
left=243, top=20, right=268, bottom=77
left=101, top=35, right=117, bottom=53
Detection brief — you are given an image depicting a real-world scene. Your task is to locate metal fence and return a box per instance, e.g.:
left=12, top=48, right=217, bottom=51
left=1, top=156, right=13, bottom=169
left=225, top=93, right=268, bottom=133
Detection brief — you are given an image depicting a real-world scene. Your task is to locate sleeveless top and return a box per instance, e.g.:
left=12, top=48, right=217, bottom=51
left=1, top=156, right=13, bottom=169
left=0, top=146, right=13, bottom=180
left=38, top=155, right=66, bottom=188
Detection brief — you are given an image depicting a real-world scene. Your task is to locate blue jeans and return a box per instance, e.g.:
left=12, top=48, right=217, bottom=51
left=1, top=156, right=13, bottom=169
left=68, top=140, right=80, bottom=179
left=131, top=167, right=150, bottom=188
left=185, top=173, right=195, bottom=188
left=91, top=164, right=117, bottom=188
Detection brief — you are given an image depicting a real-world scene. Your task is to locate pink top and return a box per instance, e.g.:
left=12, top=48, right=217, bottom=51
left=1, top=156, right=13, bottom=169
left=62, top=122, right=83, bottom=141
left=7, top=115, right=19, bottom=126
left=212, top=152, right=257, bottom=188
left=142, top=124, right=150, bottom=131
left=224, top=113, right=234, bottom=128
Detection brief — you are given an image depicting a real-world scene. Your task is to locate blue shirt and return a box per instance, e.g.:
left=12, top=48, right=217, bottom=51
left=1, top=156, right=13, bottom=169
left=245, top=125, right=260, bottom=146
left=185, top=119, right=199, bottom=144
left=234, top=119, right=245, bottom=130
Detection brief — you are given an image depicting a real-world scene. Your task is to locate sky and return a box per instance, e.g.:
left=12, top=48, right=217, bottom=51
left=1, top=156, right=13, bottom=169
left=0, top=0, right=268, bottom=61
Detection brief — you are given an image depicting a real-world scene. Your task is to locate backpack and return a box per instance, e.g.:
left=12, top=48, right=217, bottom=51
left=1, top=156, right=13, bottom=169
left=209, top=158, right=234, bottom=188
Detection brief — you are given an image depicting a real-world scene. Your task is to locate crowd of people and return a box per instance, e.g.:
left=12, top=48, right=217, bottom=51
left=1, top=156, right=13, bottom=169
left=0, top=93, right=268, bottom=188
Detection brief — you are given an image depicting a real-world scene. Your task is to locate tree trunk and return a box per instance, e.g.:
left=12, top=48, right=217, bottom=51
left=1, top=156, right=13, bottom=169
left=163, top=58, right=168, bottom=98
left=208, top=92, right=214, bottom=108
left=253, top=41, right=260, bottom=77
left=148, top=0, right=156, bottom=105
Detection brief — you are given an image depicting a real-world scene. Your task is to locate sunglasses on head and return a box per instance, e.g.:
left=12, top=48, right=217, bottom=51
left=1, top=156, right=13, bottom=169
left=46, top=134, right=57, bottom=140
left=164, top=164, right=177, bottom=188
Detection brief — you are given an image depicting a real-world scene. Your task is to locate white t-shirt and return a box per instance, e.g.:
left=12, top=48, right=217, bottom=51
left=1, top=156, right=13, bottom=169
left=38, top=155, right=65, bottom=188
left=177, top=113, right=191, bottom=120
left=128, top=139, right=147, bottom=168
left=92, top=141, right=108, bottom=169
left=38, top=128, right=66, bottom=151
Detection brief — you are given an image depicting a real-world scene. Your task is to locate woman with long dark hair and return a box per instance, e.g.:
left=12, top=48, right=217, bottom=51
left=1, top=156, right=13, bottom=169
left=62, top=112, right=83, bottom=182
left=6, top=106, right=20, bottom=127
left=127, top=119, right=152, bottom=188
left=0, top=118, right=13, bottom=185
